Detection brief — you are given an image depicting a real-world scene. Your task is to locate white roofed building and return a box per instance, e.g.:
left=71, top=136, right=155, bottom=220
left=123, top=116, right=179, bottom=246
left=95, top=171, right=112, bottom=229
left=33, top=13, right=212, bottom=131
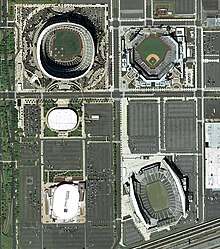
left=51, top=184, right=80, bottom=222
left=205, top=123, right=220, bottom=190
left=47, top=108, right=78, bottom=131
left=42, top=181, right=86, bottom=224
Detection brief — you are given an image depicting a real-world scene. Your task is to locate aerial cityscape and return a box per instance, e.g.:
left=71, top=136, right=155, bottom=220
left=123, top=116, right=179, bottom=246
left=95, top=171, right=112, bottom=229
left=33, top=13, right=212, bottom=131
left=0, top=0, right=220, bottom=249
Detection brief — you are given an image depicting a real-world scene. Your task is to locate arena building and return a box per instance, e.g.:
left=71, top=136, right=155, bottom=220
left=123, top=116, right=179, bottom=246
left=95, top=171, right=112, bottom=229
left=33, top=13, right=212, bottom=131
left=42, top=181, right=86, bottom=224
left=124, top=157, right=187, bottom=230
left=37, top=15, right=95, bottom=81
left=47, top=108, right=78, bottom=131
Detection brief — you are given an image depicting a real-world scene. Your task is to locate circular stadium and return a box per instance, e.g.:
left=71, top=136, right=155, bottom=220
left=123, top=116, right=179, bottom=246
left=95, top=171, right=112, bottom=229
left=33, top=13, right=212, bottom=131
left=36, top=14, right=95, bottom=81
left=129, top=158, right=186, bottom=229
left=47, top=108, right=78, bottom=132
left=131, top=33, right=178, bottom=80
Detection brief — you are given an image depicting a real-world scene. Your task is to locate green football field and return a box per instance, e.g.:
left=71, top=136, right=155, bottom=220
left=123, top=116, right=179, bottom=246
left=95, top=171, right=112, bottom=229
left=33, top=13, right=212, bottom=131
left=146, top=181, right=170, bottom=212
left=136, top=36, right=169, bottom=68
left=52, top=30, right=81, bottom=60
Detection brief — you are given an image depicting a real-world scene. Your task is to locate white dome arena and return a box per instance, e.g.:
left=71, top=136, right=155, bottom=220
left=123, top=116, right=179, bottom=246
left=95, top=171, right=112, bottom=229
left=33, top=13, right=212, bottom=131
left=47, top=108, right=78, bottom=131
left=52, top=184, right=79, bottom=221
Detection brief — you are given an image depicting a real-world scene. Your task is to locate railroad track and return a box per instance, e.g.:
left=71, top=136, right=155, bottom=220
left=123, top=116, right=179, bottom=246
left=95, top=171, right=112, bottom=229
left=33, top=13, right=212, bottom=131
left=134, top=218, right=220, bottom=249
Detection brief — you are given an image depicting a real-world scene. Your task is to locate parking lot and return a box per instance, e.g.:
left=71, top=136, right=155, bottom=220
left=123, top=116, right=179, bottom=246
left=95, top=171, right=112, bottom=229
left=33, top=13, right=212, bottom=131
left=86, top=142, right=113, bottom=223
left=164, top=100, right=197, bottom=152
left=120, top=0, right=144, bottom=19
left=42, top=224, right=85, bottom=249
left=128, top=100, right=159, bottom=154
left=205, top=98, right=220, bottom=120
left=204, top=32, right=220, bottom=88
left=175, top=0, right=195, bottom=15
left=19, top=165, right=41, bottom=226
left=174, top=155, right=197, bottom=197
left=86, top=225, right=113, bottom=249
left=20, top=141, right=40, bottom=162
left=85, top=103, right=112, bottom=138
left=205, top=189, right=220, bottom=220
left=19, top=227, right=42, bottom=249
left=23, top=105, right=41, bottom=136
left=43, top=140, right=83, bottom=170
left=123, top=219, right=144, bottom=246
left=203, top=0, right=219, bottom=11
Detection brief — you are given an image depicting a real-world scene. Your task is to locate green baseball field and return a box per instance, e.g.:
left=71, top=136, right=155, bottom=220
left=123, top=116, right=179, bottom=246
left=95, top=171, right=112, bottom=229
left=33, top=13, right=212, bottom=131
left=52, top=30, right=82, bottom=60
left=136, top=35, right=170, bottom=69
left=146, top=181, right=170, bottom=212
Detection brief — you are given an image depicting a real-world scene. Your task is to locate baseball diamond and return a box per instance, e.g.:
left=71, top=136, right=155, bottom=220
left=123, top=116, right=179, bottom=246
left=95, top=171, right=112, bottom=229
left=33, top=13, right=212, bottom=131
left=136, top=35, right=170, bottom=69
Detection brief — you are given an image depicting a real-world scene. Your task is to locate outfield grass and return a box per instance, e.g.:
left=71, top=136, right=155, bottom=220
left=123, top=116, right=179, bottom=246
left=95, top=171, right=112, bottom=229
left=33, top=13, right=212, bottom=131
left=136, top=36, right=169, bottom=68
left=146, top=181, right=169, bottom=212
left=52, top=30, right=81, bottom=60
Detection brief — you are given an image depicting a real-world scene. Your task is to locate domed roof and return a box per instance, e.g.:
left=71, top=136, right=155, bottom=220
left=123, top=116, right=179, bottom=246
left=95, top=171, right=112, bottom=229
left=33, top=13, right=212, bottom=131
left=52, top=184, right=79, bottom=221
left=47, top=108, right=78, bottom=131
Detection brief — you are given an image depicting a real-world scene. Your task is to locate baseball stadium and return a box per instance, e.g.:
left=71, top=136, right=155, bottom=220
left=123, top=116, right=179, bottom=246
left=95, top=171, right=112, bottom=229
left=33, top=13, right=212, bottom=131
left=128, top=158, right=186, bottom=229
left=36, top=13, right=96, bottom=81
left=130, top=31, right=179, bottom=80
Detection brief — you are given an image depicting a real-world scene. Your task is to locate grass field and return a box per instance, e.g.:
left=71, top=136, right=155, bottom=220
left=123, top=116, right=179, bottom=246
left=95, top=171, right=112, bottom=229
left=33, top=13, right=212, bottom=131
left=52, top=30, right=81, bottom=60
left=153, top=0, right=175, bottom=18
left=136, top=36, right=169, bottom=69
left=146, top=181, right=169, bottom=212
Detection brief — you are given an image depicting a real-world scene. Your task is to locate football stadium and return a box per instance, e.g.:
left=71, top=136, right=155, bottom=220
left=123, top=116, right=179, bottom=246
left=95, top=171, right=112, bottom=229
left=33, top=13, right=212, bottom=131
left=128, top=158, right=186, bottom=229
left=36, top=13, right=96, bottom=81
left=131, top=33, right=178, bottom=80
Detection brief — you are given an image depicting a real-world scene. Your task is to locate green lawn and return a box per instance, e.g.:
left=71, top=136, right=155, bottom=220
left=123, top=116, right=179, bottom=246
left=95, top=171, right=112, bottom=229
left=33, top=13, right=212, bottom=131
left=146, top=181, right=169, bottom=212
left=44, top=126, right=58, bottom=137
left=136, top=36, right=169, bottom=68
left=1, top=234, right=12, bottom=249
left=52, top=30, right=81, bottom=60
left=43, top=99, right=57, bottom=117
left=153, top=0, right=175, bottom=18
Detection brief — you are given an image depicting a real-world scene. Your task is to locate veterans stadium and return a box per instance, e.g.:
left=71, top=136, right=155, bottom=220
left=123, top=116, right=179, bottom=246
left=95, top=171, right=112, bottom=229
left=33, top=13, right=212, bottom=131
left=15, top=5, right=108, bottom=91
left=37, top=13, right=95, bottom=81
left=125, top=157, right=187, bottom=230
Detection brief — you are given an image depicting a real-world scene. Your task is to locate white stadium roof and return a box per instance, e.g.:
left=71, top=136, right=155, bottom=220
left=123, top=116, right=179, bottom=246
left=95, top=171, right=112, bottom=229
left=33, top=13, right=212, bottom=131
left=52, top=184, right=79, bottom=221
left=47, top=108, right=78, bottom=131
